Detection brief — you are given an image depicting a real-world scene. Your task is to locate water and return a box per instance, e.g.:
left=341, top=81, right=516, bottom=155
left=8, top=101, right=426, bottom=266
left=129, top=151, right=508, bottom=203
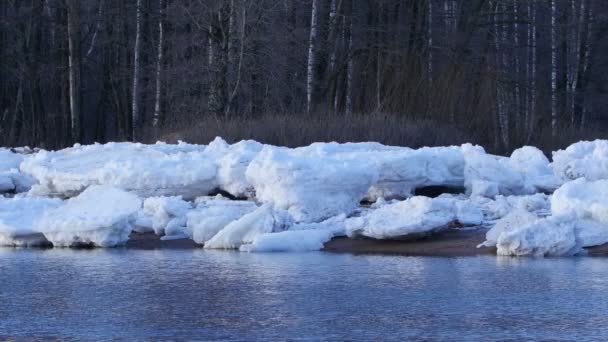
left=1, top=249, right=607, bottom=341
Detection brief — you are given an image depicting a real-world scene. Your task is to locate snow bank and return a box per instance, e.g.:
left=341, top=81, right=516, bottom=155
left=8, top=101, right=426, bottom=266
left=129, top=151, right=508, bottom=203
left=246, top=147, right=378, bottom=222
left=553, top=140, right=608, bottom=182
left=241, top=229, right=333, bottom=252
left=187, top=196, right=258, bottom=244
left=204, top=204, right=291, bottom=249
left=345, top=196, right=457, bottom=240
left=0, top=196, right=62, bottom=246
left=22, top=142, right=216, bottom=199
left=37, top=186, right=142, bottom=247
left=139, top=196, right=192, bottom=236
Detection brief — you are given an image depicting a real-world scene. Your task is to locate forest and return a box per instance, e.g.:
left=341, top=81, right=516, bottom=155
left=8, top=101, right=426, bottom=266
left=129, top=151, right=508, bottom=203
left=1, top=0, right=607, bottom=152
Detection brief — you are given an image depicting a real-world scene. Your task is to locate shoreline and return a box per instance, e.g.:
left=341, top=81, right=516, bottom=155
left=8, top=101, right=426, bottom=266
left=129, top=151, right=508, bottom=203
left=124, top=229, right=608, bottom=257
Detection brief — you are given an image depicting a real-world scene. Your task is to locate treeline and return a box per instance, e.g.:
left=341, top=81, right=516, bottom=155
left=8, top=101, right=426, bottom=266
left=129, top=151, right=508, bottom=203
left=1, top=0, right=607, bottom=151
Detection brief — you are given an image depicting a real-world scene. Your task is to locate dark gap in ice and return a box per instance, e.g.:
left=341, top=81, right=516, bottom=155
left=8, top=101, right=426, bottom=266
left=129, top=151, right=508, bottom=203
left=414, top=186, right=465, bottom=198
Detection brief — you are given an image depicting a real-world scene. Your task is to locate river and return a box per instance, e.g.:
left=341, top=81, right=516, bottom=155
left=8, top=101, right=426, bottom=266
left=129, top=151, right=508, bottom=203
left=1, top=249, right=607, bottom=340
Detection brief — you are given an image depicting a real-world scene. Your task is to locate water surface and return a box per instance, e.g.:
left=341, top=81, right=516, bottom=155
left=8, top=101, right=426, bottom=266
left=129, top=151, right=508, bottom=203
left=1, top=249, right=607, bottom=340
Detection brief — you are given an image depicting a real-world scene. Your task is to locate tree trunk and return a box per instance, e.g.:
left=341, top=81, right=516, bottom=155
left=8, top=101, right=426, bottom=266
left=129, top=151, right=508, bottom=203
left=132, top=0, right=143, bottom=141
left=67, top=0, right=82, bottom=143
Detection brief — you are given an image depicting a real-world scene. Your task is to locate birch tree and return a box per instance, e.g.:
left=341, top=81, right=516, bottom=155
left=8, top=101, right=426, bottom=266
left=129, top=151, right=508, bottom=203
left=67, top=0, right=82, bottom=143
left=306, top=0, right=321, bottom=114
left=153, top=0, right=165, bottom=133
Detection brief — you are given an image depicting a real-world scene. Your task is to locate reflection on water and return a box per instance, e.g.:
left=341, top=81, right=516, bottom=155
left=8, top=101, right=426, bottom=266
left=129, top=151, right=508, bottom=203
left=1, top=249, right=607, bottom=340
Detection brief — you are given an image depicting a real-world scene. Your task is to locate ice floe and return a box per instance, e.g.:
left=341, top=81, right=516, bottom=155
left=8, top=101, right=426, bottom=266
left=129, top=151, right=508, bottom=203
left=37, top=186, right=141, bottom=247
left=0, top=196, right=62, bottom=246
left=22, top=142, right=216, bottom=199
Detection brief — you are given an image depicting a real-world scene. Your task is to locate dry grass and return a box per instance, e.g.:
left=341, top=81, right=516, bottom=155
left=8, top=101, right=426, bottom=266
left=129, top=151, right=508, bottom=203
left=150, top=112, right=484, bottom=149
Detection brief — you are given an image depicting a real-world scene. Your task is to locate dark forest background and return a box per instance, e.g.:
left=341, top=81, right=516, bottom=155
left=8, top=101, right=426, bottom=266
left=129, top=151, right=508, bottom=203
left=1, top=0, right=607, bottom=153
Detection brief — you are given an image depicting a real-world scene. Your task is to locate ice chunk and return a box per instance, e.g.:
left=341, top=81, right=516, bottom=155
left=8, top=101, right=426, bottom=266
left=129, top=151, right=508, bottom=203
left=0, top=149, right=34, bottom=193
left=496, top=214, right=581, bottom=257
left=345, top=196, right=456, bottom=239
left=295, top=143, right=465, bottom=200
left=187, top=196, right=258, bottom=244
left=480, top=209, right=539, bottom=248
left=241, top=229, right=334, bottom=252
left=0, top=196, right=62, bottom=246
left=574, top=219, right=608, bottom=248
left=205, top=138, right=264, bottom=198
left=462, top=144, right=532, bottom=197
left=454, top=199, right=484, bottom=226
left=141, top=196, right=192, bottom=236
left=509, top=146, right=561, bottom=192
left=552, top=140, right=608, bottom=182
left=246, top=147, right=378, bottom=222
left=551, top=178, right=608, bottom=224
left=204, top=204, right=291, bottom=249
left=364, top=147, right=465, bottom=200
left=37, top=186, right=142, bottom=247
left=22, top=142, right=216, bottom=199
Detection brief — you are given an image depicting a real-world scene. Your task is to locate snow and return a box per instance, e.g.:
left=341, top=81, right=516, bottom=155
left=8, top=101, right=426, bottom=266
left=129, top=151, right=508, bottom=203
left=0, top=196, right=62, bottom=246
left=187, top=195, right=258, bottom=244
left=37, top=186, right=142, bottom=247
left=553, top=140, right=608, bottom=182
left=241, top=229, right=333, bottom=252
left=246, top=146, right=378, bottom=222
left=204, top=204, right=291, bottom=249
left=140, top=196, right=192, bottom=236
left=345, top=196, right=457, bottom=240
left=21, top=142, right=216, bottom=199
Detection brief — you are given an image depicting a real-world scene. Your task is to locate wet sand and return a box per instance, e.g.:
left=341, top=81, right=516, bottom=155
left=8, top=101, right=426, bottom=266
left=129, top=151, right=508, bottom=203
left=126, top=228, right=497, bottom=256
left=323, top=228, right=496, bottom=256
left=126, top=229, right=608, bottom=257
